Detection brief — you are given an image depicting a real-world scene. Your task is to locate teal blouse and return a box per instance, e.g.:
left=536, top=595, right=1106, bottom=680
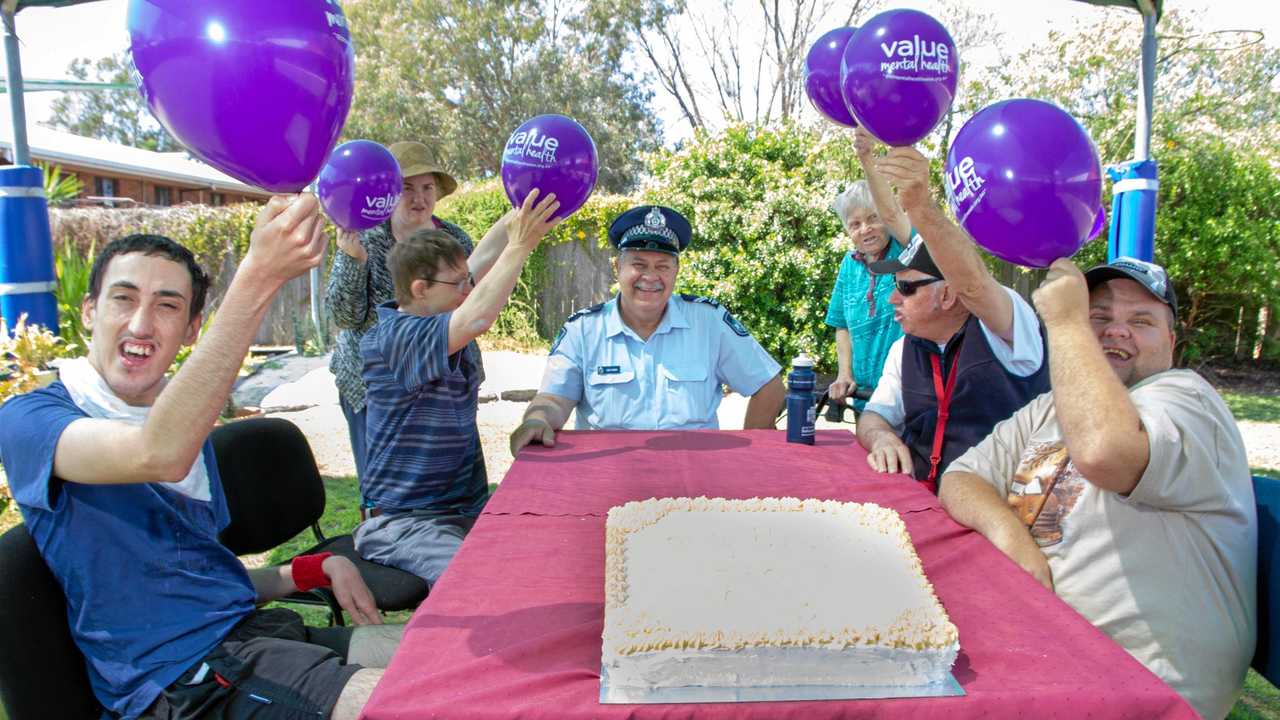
left=824, top=237, right=906, bottom=410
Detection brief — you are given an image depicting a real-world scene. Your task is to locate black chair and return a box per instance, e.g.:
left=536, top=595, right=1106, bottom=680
left=1254, top=474, right=1280, bottom=686
left=0, top=525, right=101, bottom=719
left=212, top=417, right=429, bottom=626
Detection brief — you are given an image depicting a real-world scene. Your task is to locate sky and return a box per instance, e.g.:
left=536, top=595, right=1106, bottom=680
left=6, top=0, right=1280, bottom=146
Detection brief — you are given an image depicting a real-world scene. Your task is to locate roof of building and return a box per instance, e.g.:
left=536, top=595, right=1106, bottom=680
left=0, top=107, right=271, bottom=196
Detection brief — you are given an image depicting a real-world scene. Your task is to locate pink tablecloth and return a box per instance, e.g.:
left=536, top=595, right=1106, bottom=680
left=362, top=430, right=1196, bottom=720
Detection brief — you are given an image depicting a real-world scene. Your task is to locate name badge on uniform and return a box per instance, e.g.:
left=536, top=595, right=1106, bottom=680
left=597, top=365, right=622, bottom=375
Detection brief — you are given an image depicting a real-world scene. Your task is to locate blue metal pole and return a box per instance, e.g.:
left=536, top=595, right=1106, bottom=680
left=1108, top=8, right=1159, bottom=263
left=2, top=8, right=29, bottom=166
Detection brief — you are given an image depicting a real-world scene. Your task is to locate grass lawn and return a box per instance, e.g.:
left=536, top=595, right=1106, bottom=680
left=259, top=475, right=498, bottom=627
left=1232, top=670, right=1280, bottom=719
left=1226, top=391, right=1280, bottom=424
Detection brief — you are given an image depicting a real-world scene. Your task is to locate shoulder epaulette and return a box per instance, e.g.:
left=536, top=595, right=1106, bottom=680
left=565, top=302, right=605, bottom=323
left=679, top=293, right=722, bottom=309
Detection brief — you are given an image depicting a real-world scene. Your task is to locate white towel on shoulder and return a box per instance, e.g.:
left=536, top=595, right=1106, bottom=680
left=57, top=357, right=210, bottom=501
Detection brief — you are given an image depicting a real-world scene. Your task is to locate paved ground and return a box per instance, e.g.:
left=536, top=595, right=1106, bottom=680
left=246, top=350, right=854, bottom=482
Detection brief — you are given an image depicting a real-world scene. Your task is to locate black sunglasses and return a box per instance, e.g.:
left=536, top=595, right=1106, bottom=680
left=895, top=277, right=942, bottom=297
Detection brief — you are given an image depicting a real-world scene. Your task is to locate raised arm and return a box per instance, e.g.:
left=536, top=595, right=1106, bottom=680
left=877, top=147, right=1014, bottom=342
left=1031, top=259, right=1148, bottom=493
left=467, top=209, right=517, bottom=283
left=447, top=191, right=560, bottom=355
left=510, top=392, right=577, bottom=456
left=53, top=195, right=328, bottom=485
left=853, top=127, right=911, bottom=243
left=325, top=230, right=374, bottom=331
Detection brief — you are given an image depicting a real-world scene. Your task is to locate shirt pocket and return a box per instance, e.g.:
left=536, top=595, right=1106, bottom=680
left=584, top=362, right=637, bottom=425
left=659, top=365, right=711, bottom=427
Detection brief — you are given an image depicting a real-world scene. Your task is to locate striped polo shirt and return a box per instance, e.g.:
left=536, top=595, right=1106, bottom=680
left=359, top=302, right=487, bottom=515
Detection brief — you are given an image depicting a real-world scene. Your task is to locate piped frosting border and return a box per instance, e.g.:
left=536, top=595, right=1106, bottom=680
left=603, top=496, right=960, bottom=656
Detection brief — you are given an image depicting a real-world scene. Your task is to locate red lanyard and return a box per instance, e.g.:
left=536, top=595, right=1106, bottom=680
left=925, top=351, right=962, bottom=494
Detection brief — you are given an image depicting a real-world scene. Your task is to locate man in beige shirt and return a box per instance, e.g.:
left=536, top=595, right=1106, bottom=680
left=942, top=256, right=1256, bottom=719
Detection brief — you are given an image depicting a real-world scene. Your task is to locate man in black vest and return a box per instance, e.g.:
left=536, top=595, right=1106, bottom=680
left=854, top=147, right=1050, bottom=494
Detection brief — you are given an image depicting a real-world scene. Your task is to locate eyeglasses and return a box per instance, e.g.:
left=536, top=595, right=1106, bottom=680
left=424, top=272, right=474, bottom=293
left=895, top=277, right=942, bottom=297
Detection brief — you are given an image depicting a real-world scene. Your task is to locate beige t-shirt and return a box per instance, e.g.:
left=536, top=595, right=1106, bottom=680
left=949, top=369, right=1257, bottom=720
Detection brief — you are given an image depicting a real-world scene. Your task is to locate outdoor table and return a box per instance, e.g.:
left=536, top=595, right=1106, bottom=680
left=361, top=429, right=1196, bottom=719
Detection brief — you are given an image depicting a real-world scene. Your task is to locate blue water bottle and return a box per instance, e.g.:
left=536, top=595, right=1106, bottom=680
left=786, top=354, right=816, bottom=445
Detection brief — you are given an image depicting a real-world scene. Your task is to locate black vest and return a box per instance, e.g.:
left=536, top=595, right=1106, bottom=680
left=900, top=314, right=1050, bottom=490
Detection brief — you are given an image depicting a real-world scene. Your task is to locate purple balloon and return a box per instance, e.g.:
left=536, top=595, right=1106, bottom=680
left=804, top=27, right=858, bottom=127
left=317, top=141, right=403, bottom=232
left=1089, top=206, right=1107, bottom=241
left=840, top=9, right=958, bottom=146
left=945, top=99, right=1103, bottom=269
left=127, top=0, right=356, bottom=192
left=500, top=115, right=598, bottom=221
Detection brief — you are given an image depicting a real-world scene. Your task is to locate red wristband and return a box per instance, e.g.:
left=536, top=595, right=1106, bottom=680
left=291, top=552, right=333, bottom=592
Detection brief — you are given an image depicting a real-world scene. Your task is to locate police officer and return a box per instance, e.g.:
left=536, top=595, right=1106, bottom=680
left=510, top=205, right=785, bottom=455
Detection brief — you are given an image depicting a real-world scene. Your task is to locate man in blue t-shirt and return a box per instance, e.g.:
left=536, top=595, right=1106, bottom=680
left=0, top=195, right=402, bottom=720
left=355, top=189, right=562, bottom=586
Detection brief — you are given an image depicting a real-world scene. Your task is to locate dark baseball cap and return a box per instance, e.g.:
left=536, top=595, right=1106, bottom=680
left=867, top=235, right=943, bottom=279
left=1084, top=256, right=1178, bottom=321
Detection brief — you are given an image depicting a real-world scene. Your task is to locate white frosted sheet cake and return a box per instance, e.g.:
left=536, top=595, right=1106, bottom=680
left=602, top=497, right=959, bottom=690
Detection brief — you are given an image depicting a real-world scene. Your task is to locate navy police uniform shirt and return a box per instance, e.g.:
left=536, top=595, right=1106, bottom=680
left=539, top=294, right=781, bottom=430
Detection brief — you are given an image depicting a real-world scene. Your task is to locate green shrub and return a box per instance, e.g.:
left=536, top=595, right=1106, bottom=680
left=36, top=161, right=84, bottom=205
left=0, top=315, right=77, bottom=404
left=1068, top=134, right=1280, bottom=365
left=54, top=240, right=94, bottom=349
left=50, top=204, right=263, bottom=300
left=643, top=122, right=866, bottom=372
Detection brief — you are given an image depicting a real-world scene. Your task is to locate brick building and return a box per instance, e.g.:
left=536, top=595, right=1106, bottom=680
left=0, top=116, right=272, bottom=206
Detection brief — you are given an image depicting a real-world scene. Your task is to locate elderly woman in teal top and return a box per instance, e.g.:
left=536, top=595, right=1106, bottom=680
left=824, top=127, right=911, bottom=414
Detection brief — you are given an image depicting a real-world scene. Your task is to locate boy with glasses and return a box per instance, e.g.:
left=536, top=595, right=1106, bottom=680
left=353, top=190, right=562, bottom=586
left=854, top=146, right=1050, bottom=494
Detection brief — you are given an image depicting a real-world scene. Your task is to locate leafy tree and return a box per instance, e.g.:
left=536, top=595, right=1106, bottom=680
left=585, top=0, right=875, bottom=133
left=985, top=9, right=1280, bottom=165
left=644, top=122, right=865, bottom=371
left=342, top=0, right=661, bottom=193
left=46, top=53, right=177, bottom=152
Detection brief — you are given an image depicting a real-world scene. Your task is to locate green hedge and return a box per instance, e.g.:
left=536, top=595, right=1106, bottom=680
left=437, top=180, right=639, bottom=348
left=643, top=123, right=866, bottom=372
left=50, top=204, right=262, bottom=287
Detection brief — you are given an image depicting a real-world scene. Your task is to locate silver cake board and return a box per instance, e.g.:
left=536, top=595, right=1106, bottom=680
left=599, top=667, right=965, bottom=704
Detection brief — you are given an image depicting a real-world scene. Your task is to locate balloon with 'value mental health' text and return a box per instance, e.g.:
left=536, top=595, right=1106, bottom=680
left=500, top=115, right=598, bottom=221
left=946, top=98, right=1103, bottom=268
left=318, top=140, right=403, bottom=232
left=840, top=9, right=957, bottom=146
